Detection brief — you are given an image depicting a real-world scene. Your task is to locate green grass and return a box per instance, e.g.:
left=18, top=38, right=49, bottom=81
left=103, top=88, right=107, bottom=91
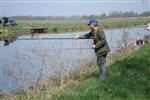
left=52, top=45, right=150, bottom=100
left=0, top=17, right=150, bottom=33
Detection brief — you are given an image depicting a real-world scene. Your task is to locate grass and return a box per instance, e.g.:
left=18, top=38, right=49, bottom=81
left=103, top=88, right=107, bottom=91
left=0, top=17, right=150, bottom=33
left=1, top=17, right=149, bottom=40
left=0, top=29, right=15, bottom=40
left=52, top=45, right=150, bottom=100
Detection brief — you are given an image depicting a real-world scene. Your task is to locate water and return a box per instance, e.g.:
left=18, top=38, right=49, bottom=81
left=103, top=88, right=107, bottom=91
left=0, top=25, right=149, bottom=91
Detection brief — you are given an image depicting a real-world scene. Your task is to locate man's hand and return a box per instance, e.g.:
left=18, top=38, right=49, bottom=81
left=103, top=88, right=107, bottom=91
left=92, top=45, right=96, bottom=49
left=74, top=35, right=79, bottom=40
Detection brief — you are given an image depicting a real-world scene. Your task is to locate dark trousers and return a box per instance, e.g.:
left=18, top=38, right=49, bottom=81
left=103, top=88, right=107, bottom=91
left=97, top=55, right=107, bottom=78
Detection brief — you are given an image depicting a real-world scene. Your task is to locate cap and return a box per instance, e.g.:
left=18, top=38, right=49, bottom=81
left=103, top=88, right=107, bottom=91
left=87, top=18, right=97, bottom=25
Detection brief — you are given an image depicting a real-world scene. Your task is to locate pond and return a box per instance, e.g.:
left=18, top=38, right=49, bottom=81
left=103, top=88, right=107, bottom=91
left=0, top=25, right=149, bottom=91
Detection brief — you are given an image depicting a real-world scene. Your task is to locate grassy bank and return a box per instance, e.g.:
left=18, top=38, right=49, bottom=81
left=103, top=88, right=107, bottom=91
left=0, top=17, right=150, bottom=33
left=52, top=45, right=150, bottom=100
left=0, top=29, right=16, bottom=40
left=1, top=45, right=150, bottom=100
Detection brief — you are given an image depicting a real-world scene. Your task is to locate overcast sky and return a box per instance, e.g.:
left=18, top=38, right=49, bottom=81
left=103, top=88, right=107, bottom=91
left=0, top=0, right=150, bottom=16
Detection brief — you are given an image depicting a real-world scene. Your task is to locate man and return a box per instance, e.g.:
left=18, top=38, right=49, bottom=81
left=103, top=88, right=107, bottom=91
left=145, top=23, right=150, bottom=31
left=136, top=32, right=144, bottom=46
left=75, top=18, right=110, bottom=78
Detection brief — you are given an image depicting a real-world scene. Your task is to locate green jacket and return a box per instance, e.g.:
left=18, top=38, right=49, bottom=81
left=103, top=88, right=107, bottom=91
left=79, top=28, right=110, bottom=56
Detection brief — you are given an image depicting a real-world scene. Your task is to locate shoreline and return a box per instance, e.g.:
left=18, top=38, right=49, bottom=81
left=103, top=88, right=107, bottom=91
left=0, top=17, right=149, bottom=36
left=2, top=24, right=146, bottom=37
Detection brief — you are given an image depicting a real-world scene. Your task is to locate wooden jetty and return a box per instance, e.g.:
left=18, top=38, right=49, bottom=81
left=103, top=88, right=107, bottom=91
left=31, top=28, right=48, bottom=33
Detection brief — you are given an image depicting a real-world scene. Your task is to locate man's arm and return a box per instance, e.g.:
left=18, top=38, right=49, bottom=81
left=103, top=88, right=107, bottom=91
left=75, top=31, right=93, bottom=39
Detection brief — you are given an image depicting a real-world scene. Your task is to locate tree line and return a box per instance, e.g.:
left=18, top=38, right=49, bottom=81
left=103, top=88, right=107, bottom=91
left=2, top=11, right=150, bottom=21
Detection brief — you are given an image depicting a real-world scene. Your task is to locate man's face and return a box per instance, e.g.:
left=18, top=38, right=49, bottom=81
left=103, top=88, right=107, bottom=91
left=88, top=24, right=94, bottom=30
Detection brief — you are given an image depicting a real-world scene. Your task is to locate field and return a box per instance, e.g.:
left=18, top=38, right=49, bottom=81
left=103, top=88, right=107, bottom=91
left=0, top=17, right=150, bottom=33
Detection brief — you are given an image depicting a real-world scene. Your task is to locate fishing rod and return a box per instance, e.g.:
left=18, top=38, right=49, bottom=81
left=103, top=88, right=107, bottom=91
left=3, top=37, right=92, bottom=46
left=17, top=37, right=91, bottom=40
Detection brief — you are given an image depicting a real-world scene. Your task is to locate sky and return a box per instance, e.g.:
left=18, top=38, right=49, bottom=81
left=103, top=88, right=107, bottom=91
left=0, top=0, right=150, bottom=16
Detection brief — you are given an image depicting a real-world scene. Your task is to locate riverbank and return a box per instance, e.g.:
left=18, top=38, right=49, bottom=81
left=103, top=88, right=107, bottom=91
left=53, top=45, right=150, bottom=100
left=52, top=45, right=150, bottom=100
left=0, top=17, right=149, bottom=35
left=1, top=44, right=150, bottom=100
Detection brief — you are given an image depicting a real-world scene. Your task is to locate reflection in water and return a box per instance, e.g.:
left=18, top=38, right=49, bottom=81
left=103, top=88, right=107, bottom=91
left=4, top=40, right=9, bottom=46
left=5, top=33, right=40, bottom=45
left=3, top=36, right=17, bottom=46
